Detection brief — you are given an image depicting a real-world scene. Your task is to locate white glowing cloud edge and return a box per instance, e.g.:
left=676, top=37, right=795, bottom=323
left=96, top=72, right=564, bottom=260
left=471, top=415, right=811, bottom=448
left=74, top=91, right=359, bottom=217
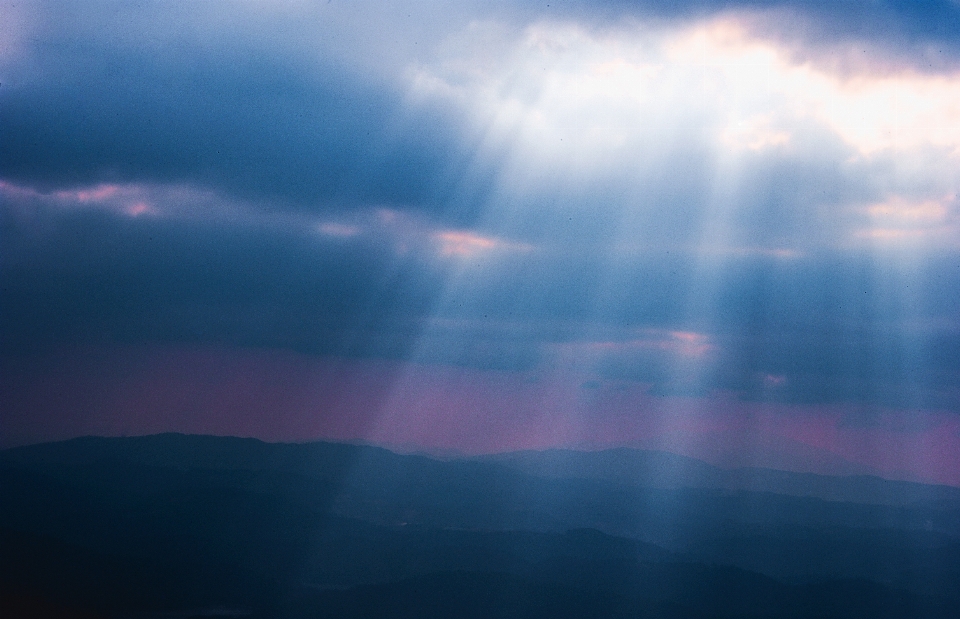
left=408, top=16, right=960, bottom=253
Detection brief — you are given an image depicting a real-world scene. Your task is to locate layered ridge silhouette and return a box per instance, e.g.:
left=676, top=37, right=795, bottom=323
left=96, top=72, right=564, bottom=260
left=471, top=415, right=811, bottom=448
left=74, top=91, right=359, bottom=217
left=2, top=434, right=958, bottom=618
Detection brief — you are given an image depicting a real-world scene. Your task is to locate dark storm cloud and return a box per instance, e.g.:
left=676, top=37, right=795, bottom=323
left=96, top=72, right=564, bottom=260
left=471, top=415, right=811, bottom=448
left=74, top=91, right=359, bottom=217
left=4, top=191, right=958, bottom=410
left=588, top=0, right=960, bottom=55
left=0, top=2, right=492, bottom=223
left=0, top=200, right=445, bottom=358
left=423, top=249, right=960, bottom=408
left=746, top=0, right=960, bottom=55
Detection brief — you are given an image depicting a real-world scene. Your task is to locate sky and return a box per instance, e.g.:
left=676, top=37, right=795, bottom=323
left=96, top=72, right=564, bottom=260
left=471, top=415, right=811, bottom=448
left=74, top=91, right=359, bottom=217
left=2, top=0, right=960, bottom=485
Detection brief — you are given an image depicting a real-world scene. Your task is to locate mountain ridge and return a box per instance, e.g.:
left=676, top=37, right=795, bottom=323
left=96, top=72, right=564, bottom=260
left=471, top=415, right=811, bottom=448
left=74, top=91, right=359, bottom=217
left=6, top=432, right=958, bottom=508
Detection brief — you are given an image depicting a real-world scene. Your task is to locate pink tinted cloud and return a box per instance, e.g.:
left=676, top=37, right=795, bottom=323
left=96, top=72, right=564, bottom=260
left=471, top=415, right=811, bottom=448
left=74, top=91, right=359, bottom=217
left=2, top=180, right=157, bottom=218
left=57, top=184, right=121, bottom=203
left=2, top=344, right=958, bottom=486
left=576, top=330, right=715, bottom=358
left=124, top=201, right=153, bottom=217
left=0, top=180, right=242, bottom=222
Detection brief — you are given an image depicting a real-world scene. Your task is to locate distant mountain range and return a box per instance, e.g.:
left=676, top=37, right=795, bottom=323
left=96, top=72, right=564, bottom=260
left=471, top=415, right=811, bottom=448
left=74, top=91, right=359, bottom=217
left=632, top=430, right=888, bottom=478
left=478, top=445, right=960, bottom=507
left=2, top=433, right=959, bottom=618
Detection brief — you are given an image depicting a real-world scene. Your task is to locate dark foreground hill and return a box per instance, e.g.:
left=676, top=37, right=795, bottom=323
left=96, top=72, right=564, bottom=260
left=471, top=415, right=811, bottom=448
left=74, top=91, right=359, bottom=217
left=2, top=434, right=959, bottom=618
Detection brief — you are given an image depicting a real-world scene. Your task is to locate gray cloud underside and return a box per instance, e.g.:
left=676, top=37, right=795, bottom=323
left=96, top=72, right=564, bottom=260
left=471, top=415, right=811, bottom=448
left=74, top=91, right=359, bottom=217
left=3, top=202, right=958, bottom=410
left=0, top=44, right=486, bottom=221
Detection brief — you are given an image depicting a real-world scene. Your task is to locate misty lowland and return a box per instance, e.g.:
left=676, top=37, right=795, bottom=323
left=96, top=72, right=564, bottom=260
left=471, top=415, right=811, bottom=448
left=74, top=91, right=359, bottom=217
left=3, top=433, right=959, bottom=618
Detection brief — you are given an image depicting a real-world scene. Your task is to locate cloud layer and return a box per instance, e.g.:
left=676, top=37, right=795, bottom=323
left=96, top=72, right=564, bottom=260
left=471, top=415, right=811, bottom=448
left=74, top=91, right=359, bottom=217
left=3, top=0, right=960, bottom=430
